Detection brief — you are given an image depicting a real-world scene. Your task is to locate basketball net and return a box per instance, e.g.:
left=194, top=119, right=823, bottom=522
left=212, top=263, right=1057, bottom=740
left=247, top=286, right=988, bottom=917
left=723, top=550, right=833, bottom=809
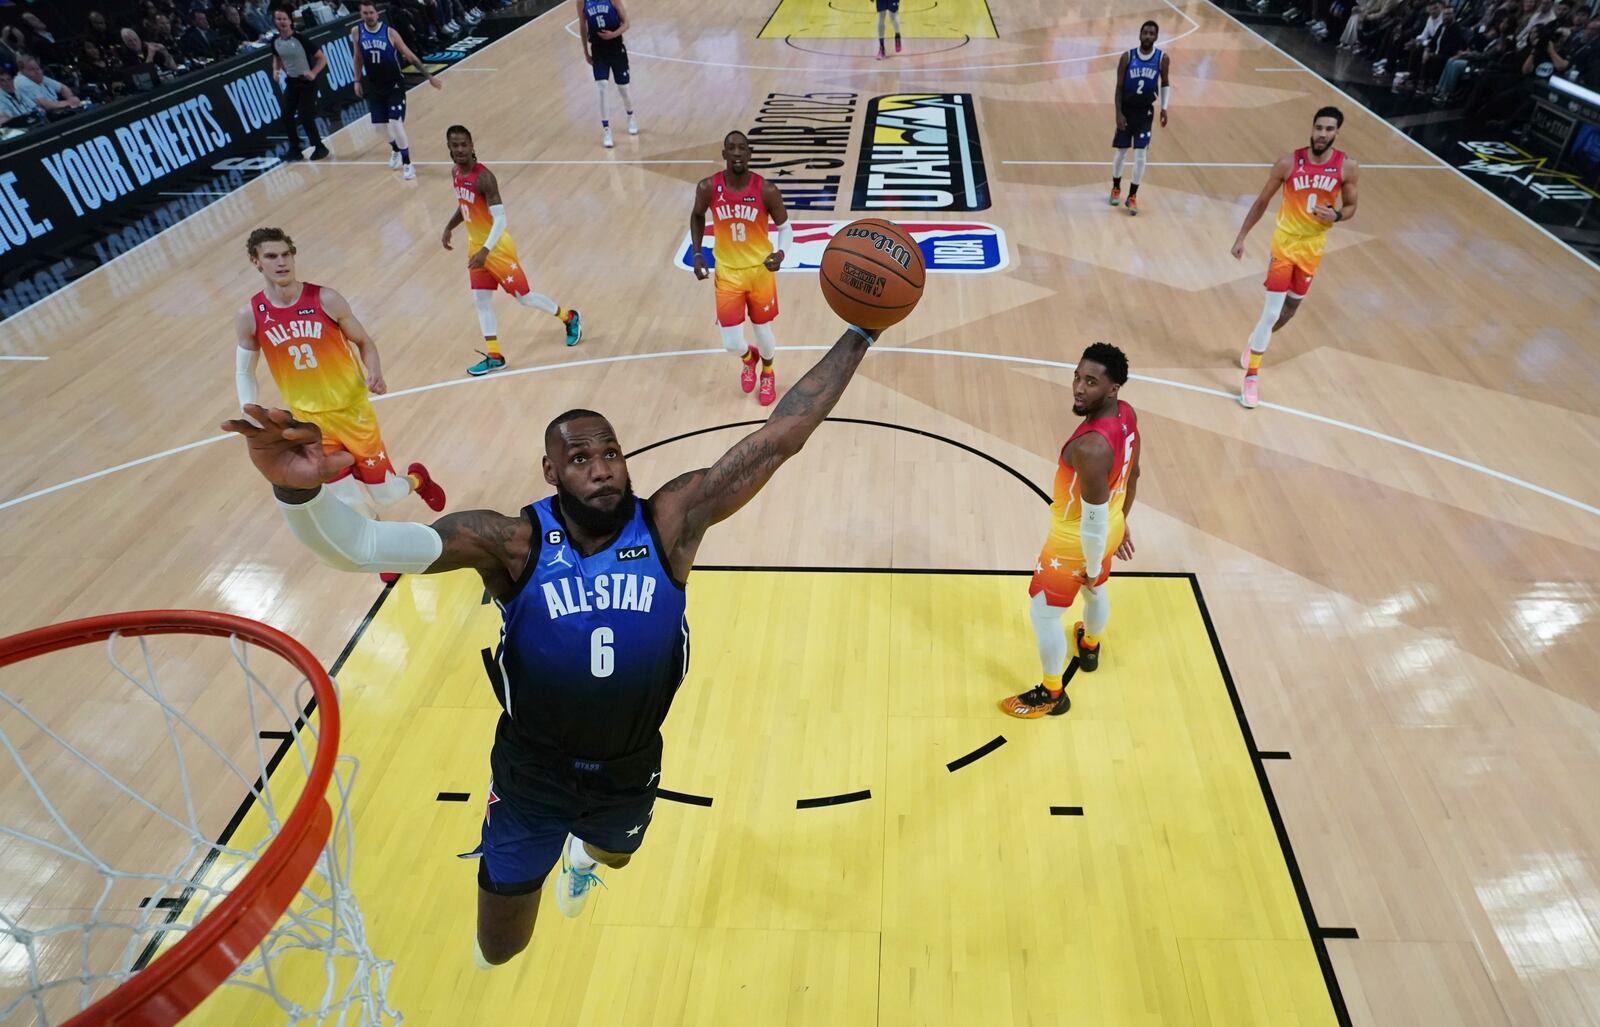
left=0, top=612, right=399, bottom=1025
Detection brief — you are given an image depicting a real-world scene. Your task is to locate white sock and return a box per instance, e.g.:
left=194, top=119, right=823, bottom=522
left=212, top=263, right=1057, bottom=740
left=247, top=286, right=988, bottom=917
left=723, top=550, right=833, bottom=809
left=878, top=10, right=886, bottom=39
left=890, top=11, right=900, bottom=32
left=472, top=935, right=494, bottom=970
left=1029, top=591, right=1069, bottom=681
left=596, top=81, right=609, bottom=125
left=515, top=291, right=560, bottom=316
left=567, top=834, right=598, bottom=871
left=1082, top=582, right=1110, bottom=639
left=1250, top=291, right=1287, bottom=353
left=1131, top=149, right=1147, bottom=185
left=719, top=323, right=748, bottom=354
left=388, top=120, right=409, bottom=152
left=364, top=471, right=413, bottom=508
left=752, top=322, right=777, bottom=361
left=325, top=474, right=377, bottom=520
left=616, top=84, right=633, bottom=114
left=473, top=289, right=498, bottom=337
left=1112, top=148, right=1129, bottom=180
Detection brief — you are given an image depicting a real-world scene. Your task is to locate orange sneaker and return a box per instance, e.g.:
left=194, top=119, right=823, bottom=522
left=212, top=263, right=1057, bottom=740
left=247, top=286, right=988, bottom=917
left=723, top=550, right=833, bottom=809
left=409, top=462, right=446, bottom=512
left=1126, top=195, right=1138, bottom=216
left=1109, top=186, right=1121, bottom=206
left=758, top=367, right=776, bottom=406
left=740, top=348, right=758, bottom=394
left=998, top=684, right=1071, bottom=719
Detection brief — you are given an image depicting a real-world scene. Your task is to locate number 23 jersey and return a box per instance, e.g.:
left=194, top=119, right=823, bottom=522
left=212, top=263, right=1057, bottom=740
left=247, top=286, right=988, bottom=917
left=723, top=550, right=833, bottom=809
left=491, top=495, right=690, bottom=762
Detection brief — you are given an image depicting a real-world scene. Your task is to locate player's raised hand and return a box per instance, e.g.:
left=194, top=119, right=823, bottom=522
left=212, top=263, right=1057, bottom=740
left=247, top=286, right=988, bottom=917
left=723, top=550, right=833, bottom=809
left=221, top=405, right=354, bottom=490
left=1115, top=527, right=1135, bottom=561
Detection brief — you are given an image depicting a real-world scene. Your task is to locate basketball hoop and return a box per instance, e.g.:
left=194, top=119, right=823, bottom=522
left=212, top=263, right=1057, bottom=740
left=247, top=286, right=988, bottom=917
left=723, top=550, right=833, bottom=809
left=0, top=611, right=398, bottom=1025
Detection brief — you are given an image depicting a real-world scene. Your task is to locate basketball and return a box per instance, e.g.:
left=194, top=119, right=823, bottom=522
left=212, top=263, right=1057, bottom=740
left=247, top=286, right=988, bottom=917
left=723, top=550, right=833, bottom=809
left=818, top=219, right=926, bottom=330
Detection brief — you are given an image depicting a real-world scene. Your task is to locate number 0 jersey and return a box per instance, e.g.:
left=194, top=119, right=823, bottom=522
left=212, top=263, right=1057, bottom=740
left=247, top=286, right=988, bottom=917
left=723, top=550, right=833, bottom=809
left=490, top=496, right=690, bottom=768
left=1271, top=146, right=1345, bottom=271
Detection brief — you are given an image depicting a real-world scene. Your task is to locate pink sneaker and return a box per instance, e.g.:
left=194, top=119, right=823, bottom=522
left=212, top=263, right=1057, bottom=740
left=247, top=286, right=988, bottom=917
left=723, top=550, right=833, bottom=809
left=758, top=367, right=776, bottom=406
left=740, top=349, right=758, bottom=394
left=1240, top=375, right=1259, bottom=409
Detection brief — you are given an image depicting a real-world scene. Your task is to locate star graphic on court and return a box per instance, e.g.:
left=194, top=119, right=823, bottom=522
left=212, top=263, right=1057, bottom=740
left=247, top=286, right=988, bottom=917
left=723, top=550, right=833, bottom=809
left=626, top=823, right=643, bottom=837
left=775, top=168, right=793, bottom=177
left=1049, top=557, right=1061, bottom=569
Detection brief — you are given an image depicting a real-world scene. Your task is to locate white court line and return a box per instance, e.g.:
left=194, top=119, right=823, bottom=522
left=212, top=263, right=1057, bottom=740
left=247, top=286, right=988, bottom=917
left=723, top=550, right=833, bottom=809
left=0, top=1, right=570, bottom=328
left=1255, top=66, right=1307, bottom=71
left=1003, top=160, right=1444, bottom=169
left=0, top=355, right=48, bottom=362
left=157, top=190, right=238, bottom=196
left=1202, top=0, right=1599, bottom=273
left=3, top=346, right=1594, bottom=519
left=327, top=159, right=714, bottom=166
left=449, top=67, right=498, bottom=71
left=570, top=0, right=1201, bottom=73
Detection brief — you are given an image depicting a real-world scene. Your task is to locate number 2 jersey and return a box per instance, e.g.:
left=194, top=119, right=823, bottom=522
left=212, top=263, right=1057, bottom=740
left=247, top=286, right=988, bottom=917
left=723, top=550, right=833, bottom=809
left=489, top=495, right=690, bottom=776
left=1271, top=146, right=1345, bottom=273
left=250, top=282, right=366, bottom=414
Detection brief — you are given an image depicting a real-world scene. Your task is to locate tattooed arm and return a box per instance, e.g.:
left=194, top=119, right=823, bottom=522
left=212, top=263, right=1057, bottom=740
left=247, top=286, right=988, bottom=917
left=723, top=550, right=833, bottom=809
left=648, top=325, right=877, bottom=580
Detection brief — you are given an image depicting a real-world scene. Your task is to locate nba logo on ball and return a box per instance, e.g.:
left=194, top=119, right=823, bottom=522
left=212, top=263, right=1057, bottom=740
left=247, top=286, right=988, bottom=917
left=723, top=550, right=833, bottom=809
left=820, top=219, right=926, bottom=330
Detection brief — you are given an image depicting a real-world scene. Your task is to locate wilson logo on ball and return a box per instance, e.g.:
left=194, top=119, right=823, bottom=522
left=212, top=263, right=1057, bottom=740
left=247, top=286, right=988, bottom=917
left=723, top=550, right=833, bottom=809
left=842, top=227, right=914, bottom=270
left=839, top=262, right=886, bottom=297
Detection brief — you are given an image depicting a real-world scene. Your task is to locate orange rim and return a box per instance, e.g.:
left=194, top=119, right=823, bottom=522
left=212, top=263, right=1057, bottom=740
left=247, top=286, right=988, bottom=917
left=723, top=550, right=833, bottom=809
left=0, top=611, right=339, bottom=1027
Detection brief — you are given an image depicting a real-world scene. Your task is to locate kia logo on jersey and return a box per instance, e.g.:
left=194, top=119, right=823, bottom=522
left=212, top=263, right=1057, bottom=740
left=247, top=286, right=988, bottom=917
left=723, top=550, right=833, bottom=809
left=296, top=307, right=316, bottom=316
left=677, top=220, right=1009, bottom=274
left=616, top=546, right=649, bottom=561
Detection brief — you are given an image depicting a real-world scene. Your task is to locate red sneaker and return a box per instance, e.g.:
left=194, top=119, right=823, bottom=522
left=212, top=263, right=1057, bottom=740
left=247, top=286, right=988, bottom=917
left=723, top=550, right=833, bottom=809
left=758, top=367, right=776, bottom=406
left=409, top=462, right=446, bottom=512
left=740, top=348, right=758, bottom=394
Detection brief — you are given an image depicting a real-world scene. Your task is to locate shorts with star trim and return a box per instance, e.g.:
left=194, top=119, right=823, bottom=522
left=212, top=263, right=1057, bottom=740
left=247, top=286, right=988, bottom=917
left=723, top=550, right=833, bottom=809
left=468, top=242, right=531, bottom=296
left=295, top=399, right=395, bottom=486
left=474, top=739, right=661, bottom=895
left=1028, top=524, right=1123, bottom=608
left=714, top=263, right=779, bottom=327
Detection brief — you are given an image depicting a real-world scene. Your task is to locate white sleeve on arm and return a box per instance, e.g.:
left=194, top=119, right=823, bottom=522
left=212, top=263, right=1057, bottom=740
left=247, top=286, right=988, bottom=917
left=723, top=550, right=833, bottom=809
left=277, top=488, right=444, bottom=573
left=775, top=219, right=793, bottom=255
left=484, top=204, right=508, bottom=250
left=236, top=346, right=260, bottom=408
left=1161, top=84, right=1171, bottom=110
left=1079, top=500, right=1110, bottom=578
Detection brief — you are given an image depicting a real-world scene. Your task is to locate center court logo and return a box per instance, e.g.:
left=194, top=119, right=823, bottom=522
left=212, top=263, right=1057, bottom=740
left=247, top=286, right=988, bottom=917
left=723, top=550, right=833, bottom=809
left=676, top=220, right=1008, bottom=274
left=748, top=92, right=859, bottom=210
left=852, top=94, right=990, bottom=212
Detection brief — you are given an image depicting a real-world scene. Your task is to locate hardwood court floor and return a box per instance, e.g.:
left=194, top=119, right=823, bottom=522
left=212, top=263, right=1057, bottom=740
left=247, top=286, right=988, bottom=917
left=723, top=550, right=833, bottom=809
left=2, top=0, right=1598, bottom=1023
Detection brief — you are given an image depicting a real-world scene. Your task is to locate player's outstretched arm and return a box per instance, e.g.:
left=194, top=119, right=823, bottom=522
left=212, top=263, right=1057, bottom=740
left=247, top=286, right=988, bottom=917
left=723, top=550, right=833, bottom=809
left=648, top=325, right=877, bottom=575
left=320, top=287, right=386, bottom=393
left=222, top=406, right=530, bottom=594
left=389, top=28, right=440, bottom=87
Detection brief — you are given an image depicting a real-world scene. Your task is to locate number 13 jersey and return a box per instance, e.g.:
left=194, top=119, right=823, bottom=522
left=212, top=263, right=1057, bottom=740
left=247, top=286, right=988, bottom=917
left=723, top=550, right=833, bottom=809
left=491, top=495, right=690, bottom=763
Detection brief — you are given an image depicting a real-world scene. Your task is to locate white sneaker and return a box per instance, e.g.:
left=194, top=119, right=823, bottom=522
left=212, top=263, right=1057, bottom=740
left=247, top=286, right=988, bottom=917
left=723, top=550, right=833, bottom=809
left=389, top=150, right=402, bottom=169
left=602, top=126, right=614, bottom=148
left=555, top=835, right=604, bottom=918
left=627, top=112, right=638, bottom=136
left=403, top=164, right=416, bottom=180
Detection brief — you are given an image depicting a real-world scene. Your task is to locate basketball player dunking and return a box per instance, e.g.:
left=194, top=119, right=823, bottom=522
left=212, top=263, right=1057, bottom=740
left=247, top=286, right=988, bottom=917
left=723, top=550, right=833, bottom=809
left=1230, top=106, right=1360, bottom=408
left=689, top=130, right=792, bottom=406
left=876, top=0, right=902, bottom=59
left=1110, top=20, right=1171, bottom=215
left=1000, top=343, right=1140, bottom=719
left=233, top=228, right=446, bottom=583
left=351, top=0, right=440, bottom=182
left=222, top=319, right=883, bottom=967
left=576, top=0, right=636, bottom=149
left=443, top=125, right=582, bottom=377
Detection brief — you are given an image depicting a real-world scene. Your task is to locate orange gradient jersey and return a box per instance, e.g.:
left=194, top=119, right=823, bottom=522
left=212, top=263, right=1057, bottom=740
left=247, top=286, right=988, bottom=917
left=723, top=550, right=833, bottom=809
left=1270, top=147, right=1345, bottom=270
left=454, top=162, right=518, bottom=259
left=252, top=283, right=367, bottom=413
left=709, top=170, right=772, bottom=270
left=1048, top=400, right=1139, bottom=543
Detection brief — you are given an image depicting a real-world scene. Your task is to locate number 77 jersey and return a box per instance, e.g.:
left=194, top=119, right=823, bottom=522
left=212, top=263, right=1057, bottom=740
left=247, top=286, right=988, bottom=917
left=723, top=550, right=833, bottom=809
left=490, top=495, right=691, bottom=761
left=1270, top=146, right=1345, bottom=279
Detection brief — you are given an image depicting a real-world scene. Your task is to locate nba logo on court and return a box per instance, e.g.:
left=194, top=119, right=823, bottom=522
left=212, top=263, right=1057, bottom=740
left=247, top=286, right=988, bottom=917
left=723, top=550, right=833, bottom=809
left=678, top=220, right=1008, bottom=274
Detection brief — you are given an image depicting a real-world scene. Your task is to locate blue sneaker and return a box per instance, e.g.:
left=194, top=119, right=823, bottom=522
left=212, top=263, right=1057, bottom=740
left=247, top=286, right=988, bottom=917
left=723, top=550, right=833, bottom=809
left=554, top=835, right=606, bottom=918
left=467, top=352, right=506, bottom=376
left=563, top=310, right=583, bottom=347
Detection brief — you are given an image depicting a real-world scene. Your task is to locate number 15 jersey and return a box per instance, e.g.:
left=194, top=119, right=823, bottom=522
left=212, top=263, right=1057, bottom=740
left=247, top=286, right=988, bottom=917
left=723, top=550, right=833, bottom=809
left=491, top=496, right=690, bottom=763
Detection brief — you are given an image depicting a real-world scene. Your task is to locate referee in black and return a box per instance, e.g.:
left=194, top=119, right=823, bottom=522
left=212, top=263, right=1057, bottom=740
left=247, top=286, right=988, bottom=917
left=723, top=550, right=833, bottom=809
left=270, top=5, right=330, bottom=161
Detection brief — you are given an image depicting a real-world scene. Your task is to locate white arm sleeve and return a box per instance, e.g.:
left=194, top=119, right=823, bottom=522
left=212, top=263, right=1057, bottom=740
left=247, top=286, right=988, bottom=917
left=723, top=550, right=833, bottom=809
left=277, top=487, right=444, bottom=573
left=235, top=346, right=260, bottom=408
left=775, top=219, right=793, bottom=256
left=1160, top=84, right=1170, bottom=110
left=484, top=204, right=508, bottom=250
left=1079, top=500, right=1110, bottom=581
